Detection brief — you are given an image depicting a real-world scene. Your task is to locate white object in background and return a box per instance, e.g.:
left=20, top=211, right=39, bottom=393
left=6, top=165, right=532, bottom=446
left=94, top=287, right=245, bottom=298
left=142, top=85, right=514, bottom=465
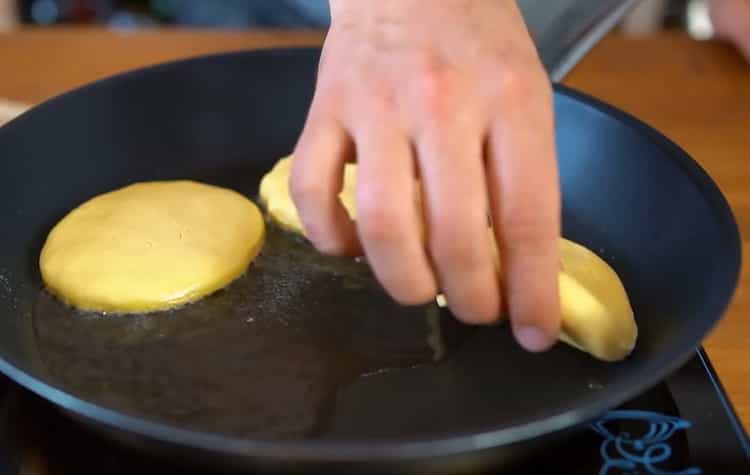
left=0, top=99, right=30, bottom=126
left=687, top=0, right=715, bottom=39
left=0, top=0, right=19, bottom=30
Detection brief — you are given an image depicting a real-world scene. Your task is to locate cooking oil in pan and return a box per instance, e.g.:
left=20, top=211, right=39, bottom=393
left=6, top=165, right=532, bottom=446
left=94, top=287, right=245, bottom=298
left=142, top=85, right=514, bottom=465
left=30, top=223, right=469, bottom=439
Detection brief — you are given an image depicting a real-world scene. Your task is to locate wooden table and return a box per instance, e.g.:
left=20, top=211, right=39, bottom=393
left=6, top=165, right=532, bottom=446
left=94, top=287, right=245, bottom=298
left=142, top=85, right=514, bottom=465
left=1, top=27, right=748, bottom=430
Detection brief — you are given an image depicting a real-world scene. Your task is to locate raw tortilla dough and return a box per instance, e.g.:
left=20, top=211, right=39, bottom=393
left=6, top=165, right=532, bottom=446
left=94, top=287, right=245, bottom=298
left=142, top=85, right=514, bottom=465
left=260, top=156, right=359, bottom=232
left=260, top=156, right=637, bottom=361
left=40, top=180, right=265, bottom=313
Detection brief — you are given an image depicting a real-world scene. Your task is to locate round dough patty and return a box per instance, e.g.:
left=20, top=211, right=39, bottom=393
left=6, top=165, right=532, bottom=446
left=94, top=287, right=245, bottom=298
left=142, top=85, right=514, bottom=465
left=40, top=181, right=265, bottom=313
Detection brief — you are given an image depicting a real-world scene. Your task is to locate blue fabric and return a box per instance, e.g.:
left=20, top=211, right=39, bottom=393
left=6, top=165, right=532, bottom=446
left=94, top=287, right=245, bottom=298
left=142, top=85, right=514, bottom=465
left=170, top=0, right=330, bottom=28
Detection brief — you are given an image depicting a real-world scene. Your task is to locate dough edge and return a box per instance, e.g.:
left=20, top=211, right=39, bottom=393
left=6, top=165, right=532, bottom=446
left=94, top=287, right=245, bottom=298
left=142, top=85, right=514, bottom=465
left=259, top=156, right=638, bottom=362
left=40, top=180, right=265, bottom=314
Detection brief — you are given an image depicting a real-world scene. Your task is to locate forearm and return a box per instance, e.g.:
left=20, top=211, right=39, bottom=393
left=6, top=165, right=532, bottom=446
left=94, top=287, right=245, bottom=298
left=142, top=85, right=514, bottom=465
left=329, top=0, right=476, bottom=19
left=328, top=0, right=502, bottom=33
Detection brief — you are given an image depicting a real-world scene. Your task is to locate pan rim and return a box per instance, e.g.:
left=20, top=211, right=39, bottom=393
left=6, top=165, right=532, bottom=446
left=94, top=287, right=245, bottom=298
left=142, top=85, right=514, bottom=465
left=0, top=47, right=742, bottom=463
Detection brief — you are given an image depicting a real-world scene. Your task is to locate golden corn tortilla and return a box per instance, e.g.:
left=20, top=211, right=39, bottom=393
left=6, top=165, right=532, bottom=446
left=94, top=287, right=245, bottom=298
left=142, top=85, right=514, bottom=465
left=260, top=156, right=359, bottom=232
left=40, top=180, right=265, bottom=314
left=260, top=156, right=637, bottom=361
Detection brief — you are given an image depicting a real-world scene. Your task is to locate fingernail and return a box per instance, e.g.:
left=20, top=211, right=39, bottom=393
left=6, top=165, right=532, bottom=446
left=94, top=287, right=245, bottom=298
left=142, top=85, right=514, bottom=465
left=515, top=326, right=551, bottom=352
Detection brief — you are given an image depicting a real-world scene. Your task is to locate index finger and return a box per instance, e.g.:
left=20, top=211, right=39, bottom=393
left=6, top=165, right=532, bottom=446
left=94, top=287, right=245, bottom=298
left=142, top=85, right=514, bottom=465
left=290, top=114, right=361, bottom=256
left=487, top=74, right=561, bottom=352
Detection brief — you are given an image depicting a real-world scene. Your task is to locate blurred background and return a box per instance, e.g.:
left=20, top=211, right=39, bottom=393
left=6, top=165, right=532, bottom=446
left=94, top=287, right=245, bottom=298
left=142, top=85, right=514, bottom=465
left=0, top=0, right=721, bottom=40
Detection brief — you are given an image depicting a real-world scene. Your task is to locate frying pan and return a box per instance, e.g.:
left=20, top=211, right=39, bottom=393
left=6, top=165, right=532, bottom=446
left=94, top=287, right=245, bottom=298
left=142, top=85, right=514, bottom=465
left=0, top=47, right=741, bottom=473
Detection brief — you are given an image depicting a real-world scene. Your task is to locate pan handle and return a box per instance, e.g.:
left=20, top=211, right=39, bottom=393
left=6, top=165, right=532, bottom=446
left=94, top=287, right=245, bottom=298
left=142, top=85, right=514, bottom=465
left=518, top=0, right=642, bottom=82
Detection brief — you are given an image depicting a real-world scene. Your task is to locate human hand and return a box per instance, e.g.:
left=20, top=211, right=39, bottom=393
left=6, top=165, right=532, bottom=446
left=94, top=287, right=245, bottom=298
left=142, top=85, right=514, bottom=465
left=709, top=0, right=750, bottom=62
left=290, top=0, right=561, bottom=352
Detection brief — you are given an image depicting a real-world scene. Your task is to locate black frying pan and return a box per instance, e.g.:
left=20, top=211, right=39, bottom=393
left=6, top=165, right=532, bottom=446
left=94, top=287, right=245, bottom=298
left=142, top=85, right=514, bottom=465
left=0, top=48, right=741, bottom=473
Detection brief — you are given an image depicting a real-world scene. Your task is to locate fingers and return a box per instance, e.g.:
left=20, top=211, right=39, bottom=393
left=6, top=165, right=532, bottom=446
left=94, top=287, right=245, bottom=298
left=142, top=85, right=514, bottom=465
left=354, top=124, right=438, bottom=305
left=290, top=112, right=361, bottom=256
left=416, top=119, right=501, bottom=324
left=487, top=72, right=561, bottom=352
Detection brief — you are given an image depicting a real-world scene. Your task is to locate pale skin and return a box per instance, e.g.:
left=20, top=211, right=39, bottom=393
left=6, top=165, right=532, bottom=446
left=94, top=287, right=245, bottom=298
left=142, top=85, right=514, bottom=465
left=288, top=0, right=750, bottom=354
left=710, top=0, right=750, bottom=62
left=290, top=0, right=561, bottom=352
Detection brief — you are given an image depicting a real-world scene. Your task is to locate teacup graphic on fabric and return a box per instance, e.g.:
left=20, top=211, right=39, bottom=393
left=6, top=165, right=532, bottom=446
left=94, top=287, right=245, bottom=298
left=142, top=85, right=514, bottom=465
left=590, top=410, right=702, bottom=475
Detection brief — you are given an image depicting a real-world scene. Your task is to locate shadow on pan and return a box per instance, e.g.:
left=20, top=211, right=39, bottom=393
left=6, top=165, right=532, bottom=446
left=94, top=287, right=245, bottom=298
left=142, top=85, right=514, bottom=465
left=0, top=48, right=741, bottom=473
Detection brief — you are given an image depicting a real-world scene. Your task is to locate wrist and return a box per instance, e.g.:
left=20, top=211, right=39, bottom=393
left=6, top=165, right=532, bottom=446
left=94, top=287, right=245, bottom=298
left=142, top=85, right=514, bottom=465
left=328, top=0, right=475, bottom=27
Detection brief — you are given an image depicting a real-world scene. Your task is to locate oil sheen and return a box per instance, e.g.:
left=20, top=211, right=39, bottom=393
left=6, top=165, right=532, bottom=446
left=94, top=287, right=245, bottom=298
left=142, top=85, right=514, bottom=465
left=31, top=223, right=454, bottom=439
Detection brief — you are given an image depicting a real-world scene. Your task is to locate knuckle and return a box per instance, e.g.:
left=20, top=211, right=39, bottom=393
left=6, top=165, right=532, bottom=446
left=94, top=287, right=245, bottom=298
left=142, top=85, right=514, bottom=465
left=497, top=68, right=529, bottom=101
left=441, top=271, right=503, bottom=324
left=499, top=181, right=560, bottom=247
left=300, top=212, right=353, bottom=257
left=372, top=81, right=398, bottom=111
left=288, top=170, right=322, bottom=207
left=496, top=64, right=551, bottom=107
left=500, top=212, right=557, bottom=250
left=432, top=237, right=479, bottom=269
left=430, top=222, right=486, bottom=270
left=455, top=299, right=502, bottom=325
left=357, top=196, right=405, bottom=244
left=288, top=152, right=326, bottom=208
left=355, top=77, right=397, bottom=117
left=415, top=61, right=457, bottom=122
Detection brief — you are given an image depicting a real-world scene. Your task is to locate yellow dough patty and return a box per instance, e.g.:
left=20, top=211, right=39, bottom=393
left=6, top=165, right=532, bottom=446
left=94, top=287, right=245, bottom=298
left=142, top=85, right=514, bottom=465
left=40, top=180, right=265, bottom=313
left=260, top=156, right=359, bottom=232
left=260, top=156, right=637, bottom=361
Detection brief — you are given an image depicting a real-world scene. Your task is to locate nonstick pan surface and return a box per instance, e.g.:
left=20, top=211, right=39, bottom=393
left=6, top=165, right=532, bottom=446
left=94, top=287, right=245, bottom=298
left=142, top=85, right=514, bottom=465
left=0, top=48, right=741, bottom=471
